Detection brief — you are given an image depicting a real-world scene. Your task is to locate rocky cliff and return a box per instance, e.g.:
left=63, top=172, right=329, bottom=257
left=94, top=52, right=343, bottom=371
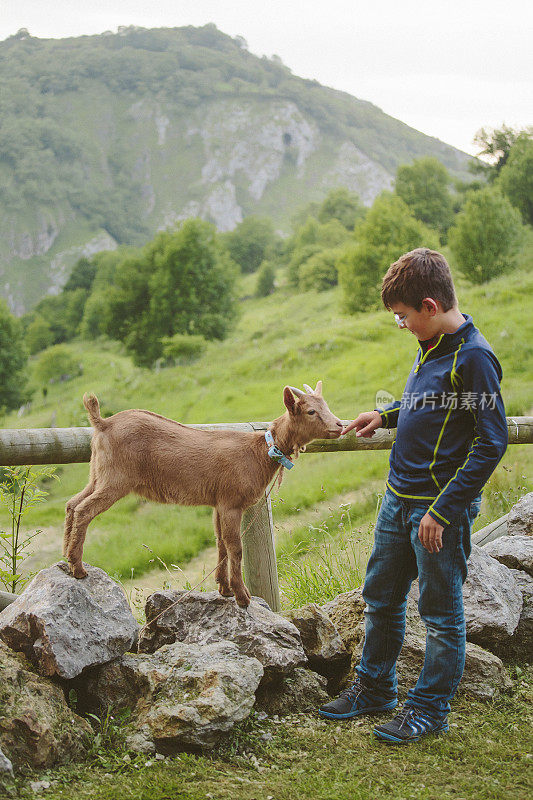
left=0, top=25, right=473, bottom=313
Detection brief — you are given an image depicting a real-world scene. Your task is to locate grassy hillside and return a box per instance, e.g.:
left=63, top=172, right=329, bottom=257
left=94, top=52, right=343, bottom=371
left=0, top=24, right=473, bottom=313
left=3, top=249, right=532, bottom=596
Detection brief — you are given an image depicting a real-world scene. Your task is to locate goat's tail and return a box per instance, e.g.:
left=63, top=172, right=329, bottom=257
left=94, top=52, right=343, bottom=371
left=83, top=393, right=105, bottom=429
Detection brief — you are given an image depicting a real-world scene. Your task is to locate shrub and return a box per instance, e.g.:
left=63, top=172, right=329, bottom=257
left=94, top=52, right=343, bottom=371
left=160, top=333, right=207, bottom=364
left=255, top=261, right=276, bottom=297
left=298, top=248, right=340, bottom=291
left=337, top=242, right=383, bottom=313
left=498, top=133, right=533, bottom=225
left=338, top=193, right=439, bottom=312
left=32, top=345, right=82, bottom=386
left=223, top=216, right=278, bottom=274
left=0, top=299, right=29, bottom=412
left=448, top=187, right=523, bottom=283
left=317, top=187, right=366, bottom=231
left=287, top=243, right=322, bottom=287
left=25, top=314, right=54, bottom=355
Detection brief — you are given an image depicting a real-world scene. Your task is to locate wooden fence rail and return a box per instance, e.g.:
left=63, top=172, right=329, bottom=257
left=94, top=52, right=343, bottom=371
left=0, top=416, right=531, bottom=612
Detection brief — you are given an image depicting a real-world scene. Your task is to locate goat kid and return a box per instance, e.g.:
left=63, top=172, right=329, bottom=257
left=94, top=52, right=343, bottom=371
left=63, top=382, right=343, bottom=607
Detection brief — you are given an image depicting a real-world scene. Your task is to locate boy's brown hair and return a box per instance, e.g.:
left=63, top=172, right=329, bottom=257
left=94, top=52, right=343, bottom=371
left=381, top=248, right=457, bottom=311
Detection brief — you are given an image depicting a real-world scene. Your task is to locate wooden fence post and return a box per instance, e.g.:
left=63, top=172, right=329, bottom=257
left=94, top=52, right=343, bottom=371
left=242, top=490, right=280, bottom=612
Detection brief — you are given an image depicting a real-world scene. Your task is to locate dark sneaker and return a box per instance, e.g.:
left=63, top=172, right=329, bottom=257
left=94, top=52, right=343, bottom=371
left=373, top=706, right=449, bottom=743
left=318, top=678, right=397, bottom=720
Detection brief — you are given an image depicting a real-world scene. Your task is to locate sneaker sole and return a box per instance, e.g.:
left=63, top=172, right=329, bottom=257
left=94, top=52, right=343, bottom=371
left=373, top=723, right=449, bottom=744
left=318, top=699, right=397, bottom=720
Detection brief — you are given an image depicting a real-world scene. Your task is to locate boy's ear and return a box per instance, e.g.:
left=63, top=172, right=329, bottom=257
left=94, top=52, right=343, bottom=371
left=283, top=386, right=298, bottom=414
left=422, top=297, right=439, bottom=315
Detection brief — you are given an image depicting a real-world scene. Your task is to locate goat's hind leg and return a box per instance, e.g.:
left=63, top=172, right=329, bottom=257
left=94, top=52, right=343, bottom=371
left=213, top=509, right=232, bottom=597
left=63, top=481, right=95, bottom=558
left=67, top=486, right=125, bottom=579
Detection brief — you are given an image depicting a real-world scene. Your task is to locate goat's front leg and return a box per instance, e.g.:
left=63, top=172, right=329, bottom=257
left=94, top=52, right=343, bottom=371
left=213, top=508, right=232, bottom=597
left=218, top=507, right=251, bottom=608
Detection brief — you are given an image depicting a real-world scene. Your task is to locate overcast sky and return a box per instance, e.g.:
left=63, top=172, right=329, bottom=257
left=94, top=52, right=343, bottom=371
left=1, top=0, right=531, bottom=156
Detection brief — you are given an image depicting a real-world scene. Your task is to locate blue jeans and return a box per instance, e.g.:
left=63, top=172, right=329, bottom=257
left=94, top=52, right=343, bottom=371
left=356, top=488, right=481, bottom=720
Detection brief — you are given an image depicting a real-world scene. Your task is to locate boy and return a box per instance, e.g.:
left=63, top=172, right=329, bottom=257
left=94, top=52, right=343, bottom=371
left=319, top=248, right=508, bottom=743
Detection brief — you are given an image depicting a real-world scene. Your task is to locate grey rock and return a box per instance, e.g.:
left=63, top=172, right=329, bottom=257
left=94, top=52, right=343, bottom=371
left=0, top=642, right=92, bottom=770
left=324, top=141, right=393, bottom=205
left=483, top=535, right=533, bottom=577
left=139, top=591, right=306, bottom=678
left=324, top=591, right=511, bottom=701
left=321, top=588, right=366, bottom=655
left=394, top=604, right=511, bottom=701
left=0, top=746, right=14, bottom=799
left=0, top=562, right=139, bottom=679
left=460, top=644, right=513, bottom=699
left=284, top=603, right=350, bottom=679
left=507, top=492, right=533, bottom=537
left=463, top=545, right=522, bottom=651
left=85, top=640, right=263, bottom=752
left=0, top=748, right=13, bottom=778
left=29, top=780, right=52, bottom=793
left=506, top=570, right=533, bottom=662
left=510, top=568, right=533, bottom=598
left=255, top=667, right=329, bottom=715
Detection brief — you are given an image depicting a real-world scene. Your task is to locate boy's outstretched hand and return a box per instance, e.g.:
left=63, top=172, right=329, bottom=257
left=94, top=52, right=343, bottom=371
left=342, top=410, right=383, bottom=437
left=418, top=513, right=445, bottom=553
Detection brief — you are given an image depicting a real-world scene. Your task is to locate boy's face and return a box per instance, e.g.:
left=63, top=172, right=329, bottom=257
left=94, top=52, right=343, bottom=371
left=390, top=299, right=441, bottom=341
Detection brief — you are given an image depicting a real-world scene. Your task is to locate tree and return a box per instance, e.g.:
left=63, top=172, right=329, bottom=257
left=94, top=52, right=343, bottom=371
left=299, top=248, right=340, bottom=292
left=498, top=134, right=533, bottom=226
left=25, top=314, right=54, bottom=355
left=0, top=300, right=29, bottom=412
left=291, top=216, right=349, bottom=252
left=63, top=256, right=98, bottom=293
left=448, top=187, right=523, bottom=283
left=255, top=261, right=276, bottom=297
left=103, top=219, right=238, bottom=367
left=472, top=124, right=522, bottom=177
left=318, top=187, right=366, bottom=231
left=32, top=345, right=81, bottom=387
left=286, top=217, right=350, bottom=287
left=395, top=157, right=454, bottom=236
left=290, top=200, right=321, bottom=231
left=337, top=242, right=384, bottom=313
left=30, top=289, right=88, bottom=345
left=338, top=193, right=439, bottom=313
left=223, top=216, right=278, bottom=273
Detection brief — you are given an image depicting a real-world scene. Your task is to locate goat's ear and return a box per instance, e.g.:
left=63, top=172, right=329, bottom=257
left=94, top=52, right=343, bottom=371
left=283, top=386, right=298, bottom=414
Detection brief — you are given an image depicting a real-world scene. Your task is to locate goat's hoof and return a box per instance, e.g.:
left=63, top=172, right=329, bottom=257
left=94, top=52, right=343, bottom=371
left=235, top=596, right=251, bottom=609
left=218, top=587, right=234, bottom=598
left=70, top=563, right=88, bottom=579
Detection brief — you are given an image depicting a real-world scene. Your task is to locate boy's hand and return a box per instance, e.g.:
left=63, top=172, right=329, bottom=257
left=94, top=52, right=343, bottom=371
left=418, top=513, right=444, bottom=553
left=342, top=410, right=383, bottom=437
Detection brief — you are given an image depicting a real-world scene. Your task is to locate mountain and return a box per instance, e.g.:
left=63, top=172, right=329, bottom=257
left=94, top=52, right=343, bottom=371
left=0, top=24, right=473, bottom=314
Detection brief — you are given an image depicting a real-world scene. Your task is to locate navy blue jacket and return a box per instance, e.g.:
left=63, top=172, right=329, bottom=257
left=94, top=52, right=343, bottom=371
left=379, top=314, right=508, bottom=526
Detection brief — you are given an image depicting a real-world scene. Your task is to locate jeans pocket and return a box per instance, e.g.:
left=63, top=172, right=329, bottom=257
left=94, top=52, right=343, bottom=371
left=468, top=496, right=482, bottom=525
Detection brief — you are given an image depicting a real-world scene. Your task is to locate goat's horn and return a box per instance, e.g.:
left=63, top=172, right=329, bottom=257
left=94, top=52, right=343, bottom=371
left=288, top=386, right=305, bottom=398
left=303, top=384, right=314, bottom=395
left=315, top=380, right=323, bottom=396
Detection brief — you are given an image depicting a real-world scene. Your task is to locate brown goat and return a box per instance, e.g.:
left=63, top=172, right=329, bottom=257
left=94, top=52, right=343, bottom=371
left=63, top=382, right=343, bottom=607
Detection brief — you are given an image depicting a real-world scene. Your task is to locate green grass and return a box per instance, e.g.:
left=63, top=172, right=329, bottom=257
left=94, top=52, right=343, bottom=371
left=4, top=253, right=533, bottom=795
left=12, top=674, right=533, bottom=800
left=2, top=258, right=532, bottom=583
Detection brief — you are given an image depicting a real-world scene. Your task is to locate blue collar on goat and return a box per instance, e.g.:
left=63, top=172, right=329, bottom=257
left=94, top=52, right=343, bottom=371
left=265, top=430, right=294, bottom=470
